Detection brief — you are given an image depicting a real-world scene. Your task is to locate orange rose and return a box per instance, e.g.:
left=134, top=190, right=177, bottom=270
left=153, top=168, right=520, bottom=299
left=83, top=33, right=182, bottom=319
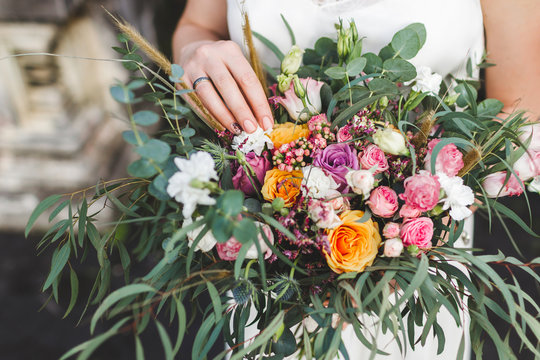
left=269, top=122, right=310, bottom=149
left=324, top=210, right=382, bottom=273
left=261, top=169, right=302, bottom=207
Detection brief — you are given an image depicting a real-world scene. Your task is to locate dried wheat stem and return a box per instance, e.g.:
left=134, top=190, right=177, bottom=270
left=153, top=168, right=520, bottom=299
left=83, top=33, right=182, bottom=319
left=412, top=109, right=436, bottom=149
left=242, top=11, right=269, bottom=97
left=458, top=147, right=482, bottom=177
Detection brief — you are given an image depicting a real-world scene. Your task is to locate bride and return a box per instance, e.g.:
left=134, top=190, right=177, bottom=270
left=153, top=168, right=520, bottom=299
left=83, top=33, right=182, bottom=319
left=171, top=0, right=539, bottom=358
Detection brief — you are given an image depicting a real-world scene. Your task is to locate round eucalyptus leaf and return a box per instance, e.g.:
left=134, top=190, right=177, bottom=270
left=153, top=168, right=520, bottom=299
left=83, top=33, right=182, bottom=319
left=128, top=158, right=158, bottom=178
left=135, top=139, right=171, bottom=163
left=383, top=58, right=417, bottom=82
left=391, top=28, right=421, bottom=60
left=133, top=111, right=159, bottom=126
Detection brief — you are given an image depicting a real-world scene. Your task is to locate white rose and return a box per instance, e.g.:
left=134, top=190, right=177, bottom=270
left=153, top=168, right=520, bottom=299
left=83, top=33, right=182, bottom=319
left=184, top=217, right=217, bottom=252
left=372, top=128, right=410, bottom=156
left=345, top=169, right=375, bottom=196
left=384, top=238, right=404, bottom=257
left=302, top=166, right=339, bottom=199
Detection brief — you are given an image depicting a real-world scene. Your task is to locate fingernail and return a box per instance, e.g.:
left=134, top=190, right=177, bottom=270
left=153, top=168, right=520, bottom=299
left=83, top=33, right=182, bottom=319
left=232, top=123, right=242, bottom=135
left=243, top=120, right=257, bottom=133
left=262, top=116, right=273, bottom=131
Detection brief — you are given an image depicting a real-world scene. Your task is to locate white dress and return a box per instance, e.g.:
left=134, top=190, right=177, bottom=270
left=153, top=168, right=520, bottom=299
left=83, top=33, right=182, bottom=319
left=226, top=0, right=480, bottom=358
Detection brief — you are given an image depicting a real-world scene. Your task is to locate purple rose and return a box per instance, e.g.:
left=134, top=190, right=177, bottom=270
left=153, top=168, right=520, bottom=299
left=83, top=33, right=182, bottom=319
left=313, top=143, right=359, bottom=190
left=232, top=152, right=272, bottom=196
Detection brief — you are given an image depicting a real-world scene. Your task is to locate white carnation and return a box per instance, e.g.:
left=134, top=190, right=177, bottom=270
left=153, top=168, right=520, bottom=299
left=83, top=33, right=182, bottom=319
left=183, top=217, right=217, bottom=252
left=437, top=173, right=475, bottom=221
left=407, top=65, right=443, bottom=95
left=302, top=166, right=339, bottom=199
left=231, top=126, right=274, bottom=156
left=167, top=152, right=218, bottom=219
left=528, top=176, right=540, bottom=193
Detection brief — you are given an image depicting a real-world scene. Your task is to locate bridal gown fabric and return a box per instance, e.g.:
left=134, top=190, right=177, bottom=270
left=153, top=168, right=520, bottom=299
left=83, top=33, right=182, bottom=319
left=226, top=0, right=482, bottom=358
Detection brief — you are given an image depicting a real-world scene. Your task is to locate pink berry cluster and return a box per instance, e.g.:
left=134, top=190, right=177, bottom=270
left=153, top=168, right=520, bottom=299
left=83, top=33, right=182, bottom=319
left=388, top=157, right=412, bottom=182
left=350, top=109, right=378, bottom=137
left=308, top=114, right=336, bottom=144
left=272, top=137, right=315, bottom=171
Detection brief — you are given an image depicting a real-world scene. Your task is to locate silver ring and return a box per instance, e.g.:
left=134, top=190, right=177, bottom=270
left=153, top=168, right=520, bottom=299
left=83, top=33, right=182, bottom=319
left=192, top=76, right=211, bottom=90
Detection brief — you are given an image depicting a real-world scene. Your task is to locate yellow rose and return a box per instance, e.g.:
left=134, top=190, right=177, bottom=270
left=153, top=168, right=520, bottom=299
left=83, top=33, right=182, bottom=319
left=261, top=169, right=303, bottom=207
left=269, top=122, right=310, bottom=149
left=324, top=210, right=382, bottom=273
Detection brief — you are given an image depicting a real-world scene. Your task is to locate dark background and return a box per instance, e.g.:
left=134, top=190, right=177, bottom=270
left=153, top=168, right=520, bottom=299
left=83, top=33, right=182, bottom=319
left=0, top=0, right=539, bottom=359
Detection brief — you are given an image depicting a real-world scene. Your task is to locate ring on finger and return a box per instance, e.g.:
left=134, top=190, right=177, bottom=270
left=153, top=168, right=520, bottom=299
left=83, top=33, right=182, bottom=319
left=192, top=76, right=212, bottom=90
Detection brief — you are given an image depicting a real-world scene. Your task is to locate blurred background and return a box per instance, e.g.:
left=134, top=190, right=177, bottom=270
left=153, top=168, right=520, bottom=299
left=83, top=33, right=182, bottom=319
left=0, top=0, right=538, bottom=359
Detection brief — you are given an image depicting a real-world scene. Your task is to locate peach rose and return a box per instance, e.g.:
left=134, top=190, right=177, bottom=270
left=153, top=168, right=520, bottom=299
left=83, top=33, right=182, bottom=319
left=324, top=210, right=382, bottom=273
left=269, top=122, right=310, bottom=149
left=261, top=169, right=303, bottom=207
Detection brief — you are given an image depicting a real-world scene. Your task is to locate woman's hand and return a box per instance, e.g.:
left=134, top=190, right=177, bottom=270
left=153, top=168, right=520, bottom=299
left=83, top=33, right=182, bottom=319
left=178, top=40, right=274, bottom=134
left=172, top=0, right=274, bottom=134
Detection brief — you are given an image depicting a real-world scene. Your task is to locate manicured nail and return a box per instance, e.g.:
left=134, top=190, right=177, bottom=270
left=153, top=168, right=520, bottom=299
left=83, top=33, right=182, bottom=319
left=262, top=116, right=273, bottom=131
left=232, top=123, right=242, bottom=135
left=243, top=120, right=257, bottom=133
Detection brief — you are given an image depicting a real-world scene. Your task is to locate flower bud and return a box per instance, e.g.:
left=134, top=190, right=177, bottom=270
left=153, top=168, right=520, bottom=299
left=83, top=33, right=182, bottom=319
left=379, top=96, right=389, bottom=109
left=350, top=21, right=359, bottom=43
left=345, top=169, right=375, bottom=197
left=384, top=238, right=404, bottom=257
left=281, top=45, right=304, bottom=75
left=272, top=197, right=286, bottom=211
left=262, top=203, right=274, bottom=215
left=292, top=75, right=306, bottom=99
left=444, top=93, right=461, bottom=106
left=407, top=244, right=420, bottom=256
left=277, top=74, right=293, bottom=94
left=372, top=128, right=410, bottom=156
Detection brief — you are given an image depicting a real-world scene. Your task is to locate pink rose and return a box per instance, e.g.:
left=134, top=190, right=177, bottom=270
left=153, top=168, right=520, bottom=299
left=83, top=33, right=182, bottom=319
left=400, top=217, right=434, bottom=249
left=324, top=189, right=350, bottom=212
left=216, top=222, right=275, bottom=260
left=367, top=186, right=398, bottom=218
left=399, top=204, right=422, bottom=218
left=482, top=171, right=524, bottom=198
left=424, top=139, right=464, bottom=177
left=513, top=150, right=540, bottom=181
left=382, top=222, right=401, bottom=239
left=337, top=125, right=353, bottom=143
left=359, top=144, right=389, bottom=174
left=399, top=171, right=440, bottom=212
left=384, top=238, right=404, bottom=257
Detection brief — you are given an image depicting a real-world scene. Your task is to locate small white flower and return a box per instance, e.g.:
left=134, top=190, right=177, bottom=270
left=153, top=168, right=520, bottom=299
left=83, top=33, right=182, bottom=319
left=384, top=238, right=404, bottom=257
left=183, top=217, right=217, bottom=252
left=345, top=169, right=375, bottom=197
left=437, top=173, right=475, bottom=221
left=167, top=152, right=218, bottom=219
left=528, top=176, right=540, bottom=193
left=406, top=65, right=443, bottom=95
left=231, top=127, right=274, bottom=156
left=302, top=166, right=339, bottom=199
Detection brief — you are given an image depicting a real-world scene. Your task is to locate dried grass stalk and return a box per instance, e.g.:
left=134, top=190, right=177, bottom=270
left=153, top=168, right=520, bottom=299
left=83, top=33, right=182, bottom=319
left=242, top=11, right=269, bottom=97
left=458, top=147, right=482, bottom=177
left=411, top=109, right=436, bottom=149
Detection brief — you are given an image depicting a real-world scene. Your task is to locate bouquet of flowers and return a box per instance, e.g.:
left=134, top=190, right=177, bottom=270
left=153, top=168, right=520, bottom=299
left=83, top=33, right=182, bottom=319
left=27, top=16, right=540, bottom=360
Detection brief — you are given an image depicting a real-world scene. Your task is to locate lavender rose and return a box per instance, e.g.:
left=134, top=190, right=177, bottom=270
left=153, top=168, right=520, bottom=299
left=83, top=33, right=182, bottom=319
left=313, top=143, right=359, bottom=190
left=232, top=152, right=272, bottom=196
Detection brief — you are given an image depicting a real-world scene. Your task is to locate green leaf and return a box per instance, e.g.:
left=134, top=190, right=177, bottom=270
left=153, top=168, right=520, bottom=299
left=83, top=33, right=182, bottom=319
left=156, top=320, right=174, bottom=360
left=333, top=94, right=388, bottom=127
left=62, top=268, right=79, bottom=319
left=170, top=64, right=184, bottom=83
left=363, top=53, right=383, bottom=74
left=206, top=282, right=222, bottom=323
left=391, top=28, right=421, bottom=60
left=368, top=78, right=398, bottom=94
left=128, top=158, right=159, bottom=178
left=77, top=198, right=87, bottom=247
left=455, top=83, right=478, bottom=108
left=172, top=297, right=187, bottom=355
left=383, top=58, right=417, bottom=82
left=325, top=66, right=347, bottom=80
left=404, top=23, right=426, bottom=48
left=110, top=85, right=135, bottom=104
left=477, top=98, right=504, bottom=118
left=135, top=335, right=145, bottom=360
left=280, top=14, right=296, bottom=45
left=233, top=218, right=258, bottom=244
left=122, top=130, right=149, bottom=145
left=219, top=190, right=244, bottom=217
left=314, top=37, right=337, bottom=58
left=378, top=45, right=395, bottom=61
left=346, top=57, right=367, bottom=77
left=272, top=327, right=296, bottom=356
left=135, top=139, right=171, bottom=163
left=26, top=194, right=62, bottom=237
left=43, top=242, right=70, bottom=291
left=253, top=32, right=285, bottom=61
left=181, top=127, right=196, bottom=138
left=48, top=199, right=69, bottom=222
left=91, top=284, right=156, bottom=334
left=133, top=111, right=159, bottom=126
left=126, top=79, right=147, bottom=90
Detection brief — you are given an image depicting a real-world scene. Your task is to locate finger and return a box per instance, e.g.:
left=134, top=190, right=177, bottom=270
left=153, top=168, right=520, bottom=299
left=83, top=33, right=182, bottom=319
left=188, top=71, right=242, bottom=134
left=206, top=62, right=259, bottom=133
left=225, top=55, right=275, bottom=131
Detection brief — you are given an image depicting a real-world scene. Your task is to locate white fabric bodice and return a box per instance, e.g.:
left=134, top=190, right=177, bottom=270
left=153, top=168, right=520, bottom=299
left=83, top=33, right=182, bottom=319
left=227, top=0, right=484, bottom=80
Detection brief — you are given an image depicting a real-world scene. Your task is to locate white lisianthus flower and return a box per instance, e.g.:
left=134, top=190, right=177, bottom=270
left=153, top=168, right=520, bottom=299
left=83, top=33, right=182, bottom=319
left=372, top=128, right=410, bottom=156
left=167, top=152, right=218, bottom=219
left=183, top=217, right=217, bottom=252
left=437, top=173, right=475, bottom=221
left=231, top=126, right=274, bottom=156
left=406, top=65, right=443, bottom=95
left=302, top=165, right=339, bottom=199
left=384, top=238, right=404, bottom=257
left=528, top=176, right=540, bottom=193
left=345, top=169, right=375, bottom=197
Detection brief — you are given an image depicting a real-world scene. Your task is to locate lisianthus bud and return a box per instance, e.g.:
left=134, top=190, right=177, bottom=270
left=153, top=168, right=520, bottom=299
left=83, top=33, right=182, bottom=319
left=384, top=238, right=404, bottom=257
left=272, top=197, right=286, bottom=211
left=293, top=75, right=306, bottom=99
left=281, top=45, right=304, bottom=75
left=337, top=33, right=352, bottom=60
left=350, top=21, right=359, bottom=43
left=277, top=73, right=293, bottom=94
left=407, top=244, right=420, bottom=256
left=372, top=128, right=410, bottom=156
